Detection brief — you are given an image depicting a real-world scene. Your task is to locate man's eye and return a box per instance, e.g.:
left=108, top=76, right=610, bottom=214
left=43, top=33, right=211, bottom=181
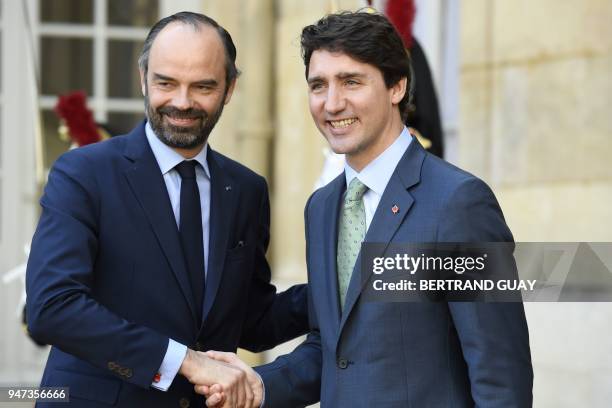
left=310, top=83, right=324, bottom=91
left=346, top=79, right=359, bottom=86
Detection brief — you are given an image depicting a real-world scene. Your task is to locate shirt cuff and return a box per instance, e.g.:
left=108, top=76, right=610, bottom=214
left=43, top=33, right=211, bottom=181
left=151, top=339, right=187, bottom=391
left=256, top=371, right=265, bottom=408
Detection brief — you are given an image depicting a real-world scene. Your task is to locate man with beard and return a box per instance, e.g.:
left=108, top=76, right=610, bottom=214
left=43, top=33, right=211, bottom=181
left=26, top=12, right=307, bottom=408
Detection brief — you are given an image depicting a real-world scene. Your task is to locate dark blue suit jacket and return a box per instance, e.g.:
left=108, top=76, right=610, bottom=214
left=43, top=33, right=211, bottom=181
left=257, top=137, right=533, bottom=407
left=26, top=122, right=308, bottom=407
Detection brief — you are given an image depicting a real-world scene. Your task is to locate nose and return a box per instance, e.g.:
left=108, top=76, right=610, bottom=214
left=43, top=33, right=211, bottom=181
left=171, top=87, right=193, bottom=110
left=324, top=85, right=346, bottom=114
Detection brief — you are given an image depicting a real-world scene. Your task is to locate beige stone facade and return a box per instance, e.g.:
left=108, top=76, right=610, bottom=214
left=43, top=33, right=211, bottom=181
left=461, top=1, right=612, bottom=406
left=460, top=0, right=612, bottom=240
left=2, top=0, right=611, bottom=404
left=213, top=0, right=612, bottom=405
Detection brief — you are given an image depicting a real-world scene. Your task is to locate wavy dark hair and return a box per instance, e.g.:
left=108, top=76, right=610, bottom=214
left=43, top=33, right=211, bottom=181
left=301, top=11, right=413, bottom=119
left=139, top=11, right=240, bottom=91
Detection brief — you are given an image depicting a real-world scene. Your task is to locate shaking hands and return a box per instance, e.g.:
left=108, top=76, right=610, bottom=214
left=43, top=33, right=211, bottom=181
left=179, top=349, right=263, bottom=408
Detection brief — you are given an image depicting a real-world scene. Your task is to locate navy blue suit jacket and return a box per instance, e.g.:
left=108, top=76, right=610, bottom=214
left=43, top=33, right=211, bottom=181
left=26, top=122, right=308, bottom=407
left=257, top=137, right=533, bottom=407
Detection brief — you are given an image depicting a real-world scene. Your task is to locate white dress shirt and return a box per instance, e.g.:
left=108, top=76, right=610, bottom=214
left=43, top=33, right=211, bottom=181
left=145, top=122, right=210, bottom=391
left=344, top=126, right=412, bottom=231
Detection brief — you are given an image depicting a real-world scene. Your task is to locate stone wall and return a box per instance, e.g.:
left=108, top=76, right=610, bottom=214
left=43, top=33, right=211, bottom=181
left=460, top=1, right=612, bottom=406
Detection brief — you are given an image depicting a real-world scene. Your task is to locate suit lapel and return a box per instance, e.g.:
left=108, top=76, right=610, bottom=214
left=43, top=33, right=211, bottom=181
left=320, top=175, right=345, bottom=331
left=202, top=149, right=239, bottom=324
left=338, top=137, right=426, bottom=336
left=122, top=123, right=199, bottom=326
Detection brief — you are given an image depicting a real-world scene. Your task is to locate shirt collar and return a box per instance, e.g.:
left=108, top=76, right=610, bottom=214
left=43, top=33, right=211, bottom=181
left=344, top=126, right=412, bottom=196
left=145, top=121, right=210, bottom=178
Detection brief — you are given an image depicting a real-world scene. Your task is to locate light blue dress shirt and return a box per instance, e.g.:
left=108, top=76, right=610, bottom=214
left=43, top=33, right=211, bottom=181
left=145, top=122, right=210, bottom=391
left=344, top=126, right=412, bottom=231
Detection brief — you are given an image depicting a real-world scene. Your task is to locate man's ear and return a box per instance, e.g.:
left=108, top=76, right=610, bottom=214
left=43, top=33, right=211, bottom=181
left=390, top=77, right=408, bottom=105
left=223, top=79, right=237, bottom=105
left=139, top=69, right=146, bottom=96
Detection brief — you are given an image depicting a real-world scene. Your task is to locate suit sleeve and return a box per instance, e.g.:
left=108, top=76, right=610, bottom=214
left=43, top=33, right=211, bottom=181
left=26, top=151, right=169, bottom=389
left=253, top=193, right=322, bottom=407
left=437, top=177, right=533, bottom=407
left=239, top=179, right=309, bottom=352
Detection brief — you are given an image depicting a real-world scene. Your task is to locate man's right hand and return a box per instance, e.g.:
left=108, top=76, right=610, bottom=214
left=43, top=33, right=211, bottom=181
left=196, top=351, right=264, bottom=408
left=179, top=349, right=254, bottom=407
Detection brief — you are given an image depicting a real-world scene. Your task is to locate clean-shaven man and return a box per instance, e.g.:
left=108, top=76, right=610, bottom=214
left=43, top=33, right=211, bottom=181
left=205, top=11, right=533, bottom=408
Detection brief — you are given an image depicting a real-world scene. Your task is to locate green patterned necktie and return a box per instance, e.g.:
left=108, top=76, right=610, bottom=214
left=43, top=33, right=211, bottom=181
left=337, top=177, right=368, bottom=309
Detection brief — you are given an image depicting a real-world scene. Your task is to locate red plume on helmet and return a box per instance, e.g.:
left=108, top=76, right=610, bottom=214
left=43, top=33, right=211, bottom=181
left=54, top=91, right=102, bottom=146
left=367, top=0, right=416, bottom=48
left=385, top=0, right=416, bottom=48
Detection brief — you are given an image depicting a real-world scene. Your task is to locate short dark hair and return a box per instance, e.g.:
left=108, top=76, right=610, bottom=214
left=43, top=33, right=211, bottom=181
left=301, top=11, right=412, bottom=118
left=139, top=11, right=240, bottom=90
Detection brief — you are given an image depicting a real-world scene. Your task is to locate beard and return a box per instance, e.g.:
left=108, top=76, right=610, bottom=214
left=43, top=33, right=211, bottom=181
left=145, top=91, right=226, bottom=150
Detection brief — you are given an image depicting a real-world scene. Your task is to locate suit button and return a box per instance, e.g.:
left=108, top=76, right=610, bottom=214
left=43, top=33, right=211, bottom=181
left=337, top=358, right=348, bottom=369
left=179, top=397, right=190, bottom=408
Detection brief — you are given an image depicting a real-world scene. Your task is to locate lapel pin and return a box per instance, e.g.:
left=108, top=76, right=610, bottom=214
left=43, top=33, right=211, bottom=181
left=391, top=205, right=399, bottom=214
left=225, top=185, right=232, bottom=191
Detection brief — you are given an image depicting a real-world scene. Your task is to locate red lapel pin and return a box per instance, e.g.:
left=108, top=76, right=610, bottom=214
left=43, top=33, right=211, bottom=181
left=391, top=205, right=399, bottom=214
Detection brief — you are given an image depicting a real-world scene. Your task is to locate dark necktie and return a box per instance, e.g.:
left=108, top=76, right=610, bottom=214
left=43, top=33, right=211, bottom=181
left=175, top=161, right=205, bottom=321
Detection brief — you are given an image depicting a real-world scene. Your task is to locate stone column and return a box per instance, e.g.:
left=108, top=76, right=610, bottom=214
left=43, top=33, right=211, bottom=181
left=202, top=0, right=242, bottom=159
left=235, top=0, right=275, bottom=177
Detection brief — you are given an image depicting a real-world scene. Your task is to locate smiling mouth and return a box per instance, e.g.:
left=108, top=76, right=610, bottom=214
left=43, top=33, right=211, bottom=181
left=165, top=115, right=200, bottom=126
left=328, top=118, right=357, bottom=128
